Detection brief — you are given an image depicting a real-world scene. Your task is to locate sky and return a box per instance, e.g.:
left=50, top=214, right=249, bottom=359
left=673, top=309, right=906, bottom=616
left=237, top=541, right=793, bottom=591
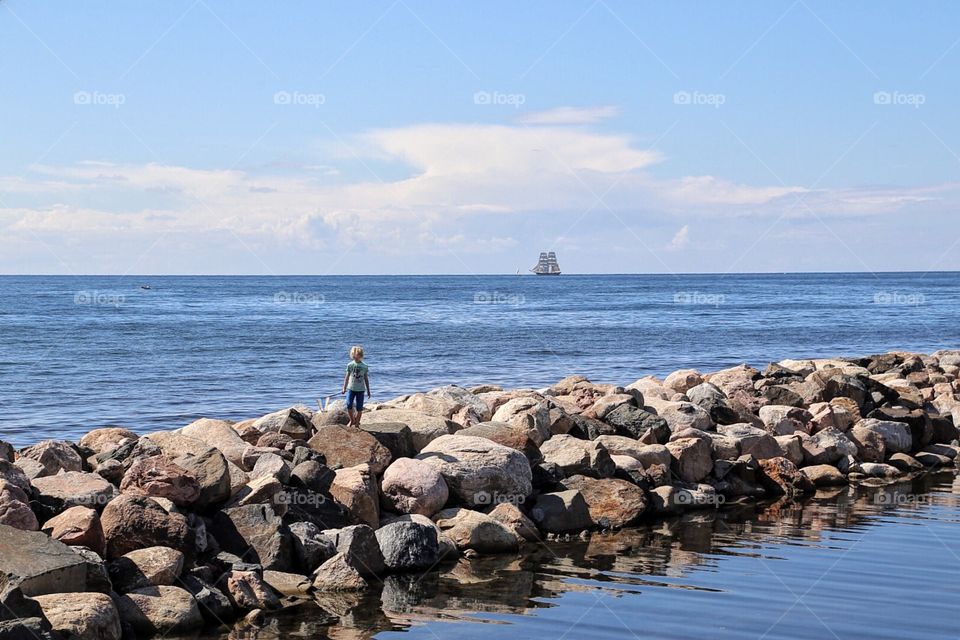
left=1, top=0, right=959, bottom=275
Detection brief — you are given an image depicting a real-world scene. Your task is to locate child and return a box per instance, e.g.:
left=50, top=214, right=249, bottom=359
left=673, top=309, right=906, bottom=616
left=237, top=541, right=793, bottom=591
left=342, top=345, right=371, bottom=427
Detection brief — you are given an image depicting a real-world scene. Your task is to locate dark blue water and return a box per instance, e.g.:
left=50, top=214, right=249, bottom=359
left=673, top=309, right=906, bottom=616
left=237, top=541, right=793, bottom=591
left=1, top=273, right=957, bottom=446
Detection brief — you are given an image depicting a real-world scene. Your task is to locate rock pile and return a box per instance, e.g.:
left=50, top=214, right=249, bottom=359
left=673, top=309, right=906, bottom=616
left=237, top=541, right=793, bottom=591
left=1, top=351, right=959, bottom=638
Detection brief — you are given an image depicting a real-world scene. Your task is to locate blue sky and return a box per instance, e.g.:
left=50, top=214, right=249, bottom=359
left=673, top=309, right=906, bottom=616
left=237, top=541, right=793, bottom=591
left=1, top=0, right=959, bottom=274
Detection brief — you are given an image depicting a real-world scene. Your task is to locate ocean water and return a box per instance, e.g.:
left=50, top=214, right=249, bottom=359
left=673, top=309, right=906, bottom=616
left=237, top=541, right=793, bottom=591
left=1, top=273, right=958, bottom=447
left=213, top=471, right=960, bottom=639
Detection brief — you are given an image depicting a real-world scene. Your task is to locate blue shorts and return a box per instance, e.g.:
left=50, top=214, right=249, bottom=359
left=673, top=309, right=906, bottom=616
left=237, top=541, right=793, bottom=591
left=346, top=389, right=365, bottom=411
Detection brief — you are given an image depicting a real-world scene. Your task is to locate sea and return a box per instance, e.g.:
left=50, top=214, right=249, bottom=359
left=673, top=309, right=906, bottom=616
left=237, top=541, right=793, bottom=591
left=1, top=272, right=959, bottom=638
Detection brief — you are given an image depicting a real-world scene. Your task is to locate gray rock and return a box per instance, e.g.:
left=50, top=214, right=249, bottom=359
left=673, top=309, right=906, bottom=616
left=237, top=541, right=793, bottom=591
left=0, top=524, right=89, bottom=596
left=528, top=490, right=593, bottom=534
left=375, top=520, right=440, bottom=570
left=288, top=521, right=336, bottom=572
left=210, top=504, right=292, bottom=571
left=114, top=585, right=203, bottom=636
left=321, top=524, right=384, bottom=578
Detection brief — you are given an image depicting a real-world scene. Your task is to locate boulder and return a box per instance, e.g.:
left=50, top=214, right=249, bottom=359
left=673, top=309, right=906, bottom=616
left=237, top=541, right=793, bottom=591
left=146, top=432, right=232, bottom=508
left=758, top=457, right=814, bottom=497
left=0, top=441, right=12, bottom=463
left=41, top=506, right=105, bottom=555
left=717, top=423, right=781, bottom=460
left=179, top=418, right=249, bottom=469
left=0, top=460, right=32, bottom=494
left=100, top=495, right=190, bottom=559
left=859, top=462, right=901, bottom=478
left=252, top=407, right=314, bottom=440
left=380, top=457, right=449, bottom=517
left=18, top=440, right=83, bottom=478
left=33, top=592, right=121, bottom=640
left=658, top=402, right=713, bottom=432
left=774, top=435, right=805, bottom=467
left=376, top=520, right=441, bottom=569
left=664, top=369, right=703, bottom=393
left=79, top=428, right=140, bottom=455
left=0, top=524, right=89, bottom=596
left=262, top=569, right=311, bottom=596
left=558, top=475, right=647, bottom=528
left=249, top=452, right=291, bottom=484
left=361, top=409, right=458, bottom=451
left=288, top=521, right=336, bottom=572
left=528, top=490, right=593, bottom=534
left=491, top=398, right=552, bottom=446
left=330, top=464, right=380, bottom=528
left=358, top=422, right=416, bottom=460
left=807, top=402, right=855, bottom=432
left=311, top=553, right=368, bottom=591
left=308, top=425, right=392, bottom=474
left=225, top=474, right=282, bottom=509
left=538, top=434, right=615, bottom=478
left=119, top=455, right=201, bottom=507
left=32, top=471, right=118, bottom=517
left=0, top=481, right=38, bottom=531
left=887, top=453, right=924, bottom=473
left=434, top=507, right=519, bottom=553
left=801, top=427, right=858, bottom=465
left=705, top=364, right=760, bottom=397
left=416, top=435, right=533, bottom=507
left=585, top=394, right=636, bottom=420
left=223, top=570, right=281, bottom=611
left=487, top=502, right=539, bottom=542
left=758, top=405, right=812, bottom=431
left=665, top=437, right=713, bottom=483
left=602, top=405, right=670, bottom=440
left=853, top=419, right=913, bottom=454
left=847, top=425, right=887, bottom=463
left=108, top=546, right=184, bottom=593
left=322, top=524, right=385, bottom=578
left=114, top=585, right=203, bottom=636
left=800, top=465, right=847, bottom=486
left=209, top=504, right=292, bottom=571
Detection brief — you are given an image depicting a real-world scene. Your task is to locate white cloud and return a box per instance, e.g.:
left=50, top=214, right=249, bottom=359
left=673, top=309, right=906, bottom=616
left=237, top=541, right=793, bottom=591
left=516, top=105, right=620, bottom=125
left=667, top=225, right=690, bottom=251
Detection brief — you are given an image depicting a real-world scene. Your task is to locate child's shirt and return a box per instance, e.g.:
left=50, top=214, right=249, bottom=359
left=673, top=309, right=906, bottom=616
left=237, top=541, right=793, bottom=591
left=346, top=360, right=369, bottom=392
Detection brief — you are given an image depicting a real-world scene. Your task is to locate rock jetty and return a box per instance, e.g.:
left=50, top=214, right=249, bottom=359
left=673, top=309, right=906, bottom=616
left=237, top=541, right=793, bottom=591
left=1, top=350, right=959, bottom=638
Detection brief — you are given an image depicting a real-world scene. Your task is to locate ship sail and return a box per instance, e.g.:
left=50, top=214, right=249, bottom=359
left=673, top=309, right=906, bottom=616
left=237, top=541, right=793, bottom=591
left=530, top=251, right=561, bottom=275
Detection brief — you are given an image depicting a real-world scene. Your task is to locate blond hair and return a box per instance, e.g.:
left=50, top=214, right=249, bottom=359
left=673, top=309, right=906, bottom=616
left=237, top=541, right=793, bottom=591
left=350, top=345, right=364, bottom=360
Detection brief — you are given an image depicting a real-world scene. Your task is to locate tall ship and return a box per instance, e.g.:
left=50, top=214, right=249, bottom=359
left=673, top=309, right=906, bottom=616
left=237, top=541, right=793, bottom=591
left=531, top=251, right=561, bottom=275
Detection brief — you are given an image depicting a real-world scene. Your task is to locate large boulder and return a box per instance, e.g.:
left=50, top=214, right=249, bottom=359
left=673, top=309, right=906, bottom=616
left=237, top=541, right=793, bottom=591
left=716, top=423, right=781, bottom=460
left=330, top=464, right=380, bottom=529
left=488, top=503, right=539, bottom=542
left=538, top=434, right=615, bottom=478
left=529, top=490, right=593, bottom=534
left=33, top=592, right=121, bottom=640
left=322, top=524, right=385, bottom=578
left=800, top=465, right=847, bottom=487
left=209, top=504, right=292, bottom=571
left=100, top=495, right=191, bottom=559
left=658, top=402, right=713, bottom=432
left=145, top=432, right=231, bottom=508
left=311, top=553, right=368, bottom=591
left=853, top=419, right=913, bottom=455
left=79, top=428, right=140, bottom=455
left=0, top=481, right=38, bottom=531
left=664, top=369, right=703, bottom=394
left=665, top=437, right=713, bottom=483
left=456, top=422, right=541, bottom=461
left=375, top=520, right=441, bottom=570
left=18, top=440, right=83, bottom=478
left=491, top=398, right=552, bottom=446
left=179, top=418, right=249, bottom=469
left=32, top=471, right=118, bottom=516
left=434, top=507, right=519, bottom=553
left=308, top=425, right=392, bottom=474
left=108, top=546, right=184, bottom=593
left=847, top=425, right=887, bottom=463
left=558, top=475, right=647, bottom=528
left=758, top=457, right=814, bottom=497
left=358, top=422, right=416, bottom=460
left=288, top=521, right=336, bottom=572
left=252, top=407, right=314, bottom=440
left=361, top=409, right=459, bottom=451
left=800, top=427, right=858, bottom=465
left=380, top=457, right=449, bottom=517
left=41, top=506, right=105, bottom=556
left=0, top=524, right=89, bottom=596
left=223, top=570, right=281, bottom=611
left=602, top=405, right=670, bottom=441
left=416, top=435, right=532, bottom=507
left=120, top=455, right=201, bottom=507
left=114, top=585, right=203, bottom=636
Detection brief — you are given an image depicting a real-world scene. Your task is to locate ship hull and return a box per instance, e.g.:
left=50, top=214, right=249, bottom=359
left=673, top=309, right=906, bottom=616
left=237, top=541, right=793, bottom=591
left=533, top=271, right=561, bottom=276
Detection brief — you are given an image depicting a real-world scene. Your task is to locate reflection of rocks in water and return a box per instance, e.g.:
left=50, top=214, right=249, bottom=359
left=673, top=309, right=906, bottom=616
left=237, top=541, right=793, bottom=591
left=381, top=572, right=440, bottom=613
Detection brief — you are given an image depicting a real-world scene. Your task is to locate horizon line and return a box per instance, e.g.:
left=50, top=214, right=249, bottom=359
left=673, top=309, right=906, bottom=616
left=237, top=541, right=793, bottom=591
left=1, top=270, right=958, bottom=277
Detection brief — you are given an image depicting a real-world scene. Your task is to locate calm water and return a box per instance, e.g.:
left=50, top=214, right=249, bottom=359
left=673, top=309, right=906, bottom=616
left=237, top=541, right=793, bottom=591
left=213, top=471, right=960, bottom=639
left=1, top=273, right=958, bottom=446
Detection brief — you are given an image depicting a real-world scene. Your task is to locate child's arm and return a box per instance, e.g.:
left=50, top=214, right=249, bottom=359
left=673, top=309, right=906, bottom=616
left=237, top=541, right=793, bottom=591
left=364, top=372, right=371, bottom=397
left=341, top=371, right=349, bottom=394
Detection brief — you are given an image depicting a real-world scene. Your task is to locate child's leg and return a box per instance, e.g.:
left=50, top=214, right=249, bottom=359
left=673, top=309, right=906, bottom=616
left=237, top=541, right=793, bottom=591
left=346, top=390, right=357, bottom=426
left=353, top=391, right=365, bottom=427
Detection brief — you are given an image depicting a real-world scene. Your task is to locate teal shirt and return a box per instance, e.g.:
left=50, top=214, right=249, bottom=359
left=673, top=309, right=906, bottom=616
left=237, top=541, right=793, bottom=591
left=346, top=361, right=369, bottom=392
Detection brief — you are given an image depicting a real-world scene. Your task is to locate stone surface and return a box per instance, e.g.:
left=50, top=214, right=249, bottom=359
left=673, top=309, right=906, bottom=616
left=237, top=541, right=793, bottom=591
left=558, top=475, right=647, bottom=528
left=375, top=520, right=442, bottom=569
left=80, top=427, right=140, bottom=455
left=528, top=490, right=593, bottom=534
left=120, top=455, right=202, bottom=507
left=416, top=435, right=533, bottom=507
left=361, top=409, right=459, bottom=451
left=115, top=585, right=203, bottom=636
left=853, top=419, right=913, bottom=454
left=491, top=398, right=551, bottom=446
left=223, top=570, right=281, bottom=610
left=539, top=434, right=615, bottom=478
left=209, top=504, right=292, bottom=571
left=311, top=553, right=368, bottom=591
left=179, top=418, right=250, bottom=469
left=665, top=437, right=713, bottom=483
left=0, top=524, right=89, bottom=596
left=323, top=524, right=385, bottom=578
left=108, top=546, right=185, bottom=593
left=330, top=464, right=380, bottom=528
left=717, top=423, right=782, bottom=460
left=308, top=425, right=392, bottom=474
left=100, top=494, right=190, bottom=559
left=380, top=457, right=449, bottom=517
left=288, top=521, right=336, bottom=572
left=41, top=506, right=105, bottom=555
left=358, top=422, right=416, bottom=460
left=252, top=407, right=314, bottom=440
left=31, top=471, right=118, bottom=513
left=434, top=507, right=519, bottom=553
left=33, top=592, right=121, bottom=640
left=18, top=440, right=83, bottom=477
left=800, top=464, right=848, bottom=486
left=487, top=503, right=540, bottom=542
left=658, top=402, right=713, bottom=432
left=0, top=481, right=38, bottom=531
left=759, top=457, right=815, bottom=497
left=801, top=427, right=858, bottom=465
